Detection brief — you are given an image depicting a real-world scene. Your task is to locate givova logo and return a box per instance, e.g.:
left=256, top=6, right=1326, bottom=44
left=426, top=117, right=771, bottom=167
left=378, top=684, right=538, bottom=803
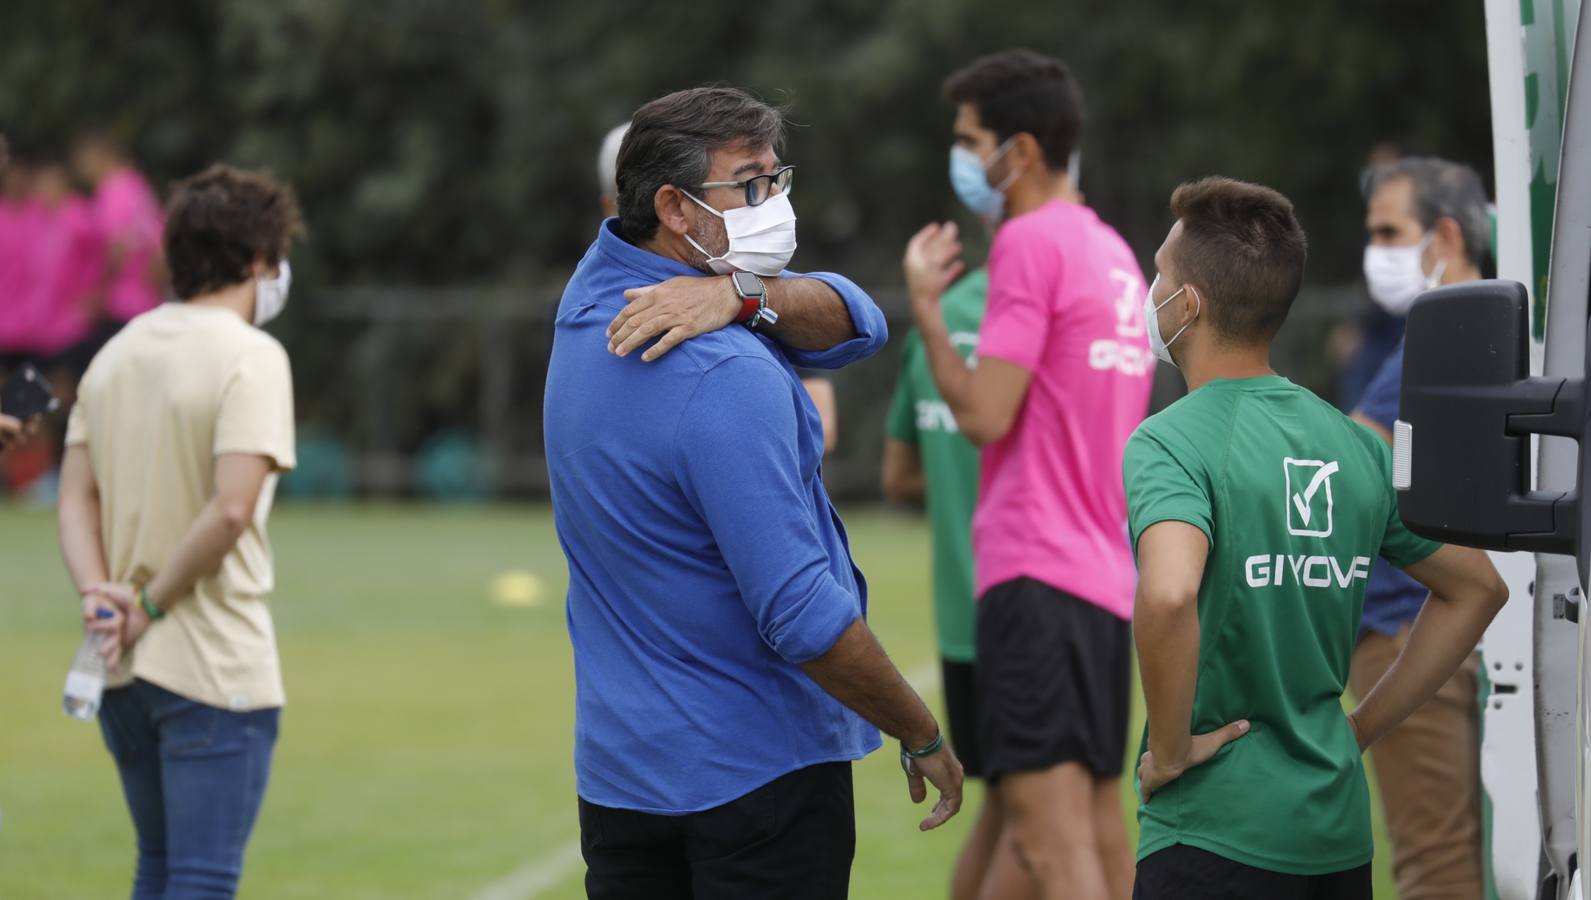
left=1243, top=456, right=1366, bottom=591
left=1284, top=457, right=1339, bottom=537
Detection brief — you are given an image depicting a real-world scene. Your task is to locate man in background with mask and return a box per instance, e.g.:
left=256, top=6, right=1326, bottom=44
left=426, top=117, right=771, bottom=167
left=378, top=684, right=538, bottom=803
left=885, top=149, right=1082, bottom=900
left=1349, top=157, right=1492, bottom=900
left=904, top=49, right=1150, bottom=900
left=545, top=86, right=962, bottom=899
left=56, top=164, right=301, bottom=897
left=1127, top=175, right=1506, bottom=899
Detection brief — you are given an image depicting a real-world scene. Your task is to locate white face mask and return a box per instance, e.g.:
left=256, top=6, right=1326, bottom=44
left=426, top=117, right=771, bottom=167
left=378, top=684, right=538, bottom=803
left=682, top=190, right=798, bottom=276
left=1363, top=234, right=1445, bottom=316
left=254, top=260, right=292, bottom=327
left=1144, top=274, right=1199, bottom=366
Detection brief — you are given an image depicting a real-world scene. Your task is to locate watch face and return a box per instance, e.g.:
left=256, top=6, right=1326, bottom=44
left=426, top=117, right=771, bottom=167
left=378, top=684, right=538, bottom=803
left=732, top=270, right=763, bottom=298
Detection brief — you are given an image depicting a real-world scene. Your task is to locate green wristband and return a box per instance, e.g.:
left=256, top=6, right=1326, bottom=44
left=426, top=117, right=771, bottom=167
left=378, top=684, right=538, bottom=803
left=901, top=731, right=944, bottom=759
left=139, top=588, right=165, bottom=621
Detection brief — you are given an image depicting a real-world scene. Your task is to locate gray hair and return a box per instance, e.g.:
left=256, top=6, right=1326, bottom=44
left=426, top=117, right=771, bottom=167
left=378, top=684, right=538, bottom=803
left=597, top=123, right=628, bottom=197
left=1368, top=157, right=1490, bottom=267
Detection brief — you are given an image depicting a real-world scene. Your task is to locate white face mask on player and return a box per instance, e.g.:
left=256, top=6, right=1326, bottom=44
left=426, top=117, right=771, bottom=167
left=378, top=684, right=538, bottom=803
left=254, top=260, right=292, bottom=327
left=1144, top=274, right=1200, bottom=366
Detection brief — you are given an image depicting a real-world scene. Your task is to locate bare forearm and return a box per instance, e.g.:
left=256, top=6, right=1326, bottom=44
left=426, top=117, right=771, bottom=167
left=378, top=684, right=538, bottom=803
left=916, top=317, right=976, bottom=419
left=58, top=493, right=109, bottom=594
left=143, top=501, right=248, bottom=610
left=1136, top=595, right=1201, bottom=765
left=801, top=617, right=939, bottom=747
left=1349, top=592, right=1490, bottom=748
left=763, top=278, right=857, bottom=350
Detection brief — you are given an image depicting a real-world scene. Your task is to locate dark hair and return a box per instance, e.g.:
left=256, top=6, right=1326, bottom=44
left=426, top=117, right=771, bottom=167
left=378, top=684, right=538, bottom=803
left=942, top=49, right=1083, bottom=171
left=1367, top=157, right=1491, bottom=268
left=1168, top=177, right=1309, bottom=345
left=164, top=165, right=304, bottom=300
left=615, top=86, right=785, bottom=243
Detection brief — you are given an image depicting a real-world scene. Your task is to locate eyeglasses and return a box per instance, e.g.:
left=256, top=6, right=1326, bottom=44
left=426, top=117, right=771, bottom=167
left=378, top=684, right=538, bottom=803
left=697, top=165, right=795, bottom=207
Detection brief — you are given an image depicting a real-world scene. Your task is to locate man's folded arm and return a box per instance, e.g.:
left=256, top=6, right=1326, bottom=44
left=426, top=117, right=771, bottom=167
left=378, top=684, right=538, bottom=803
left=772, top=272, right=888, bottom=369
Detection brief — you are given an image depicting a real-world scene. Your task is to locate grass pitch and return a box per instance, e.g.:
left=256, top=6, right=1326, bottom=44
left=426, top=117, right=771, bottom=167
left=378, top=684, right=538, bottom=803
left=0, top=503, right=1394, bottom=898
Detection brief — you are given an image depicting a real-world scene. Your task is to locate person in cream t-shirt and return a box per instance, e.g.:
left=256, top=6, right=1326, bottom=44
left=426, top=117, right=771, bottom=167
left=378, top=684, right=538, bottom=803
left=58, top=163, right=302, bottom=899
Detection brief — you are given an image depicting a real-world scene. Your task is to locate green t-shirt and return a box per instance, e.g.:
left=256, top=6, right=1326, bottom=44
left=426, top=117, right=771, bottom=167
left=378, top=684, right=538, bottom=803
left=886, top=268, right=987, bottom=663
left=1123, top=375, right=1441, bottom=875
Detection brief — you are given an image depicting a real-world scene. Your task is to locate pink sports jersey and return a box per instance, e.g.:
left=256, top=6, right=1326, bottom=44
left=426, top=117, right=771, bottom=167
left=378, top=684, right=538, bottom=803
left=973, top=199, right=1154, bottom=620
left=31, top=197, right=105, bottom=355
left=0, top=199, right=48, bottom=352
left=95, top=166, right=164, bottom=323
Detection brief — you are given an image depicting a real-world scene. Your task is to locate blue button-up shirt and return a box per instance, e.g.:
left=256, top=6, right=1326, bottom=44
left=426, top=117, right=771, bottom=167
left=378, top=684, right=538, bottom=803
left=544, top=220, right=887, bottom=814
left=1357, top=341, right=1429, bottom=636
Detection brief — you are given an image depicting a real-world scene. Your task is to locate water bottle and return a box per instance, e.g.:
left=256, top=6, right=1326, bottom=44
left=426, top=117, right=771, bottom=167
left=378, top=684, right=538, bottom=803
left=63, top=607, right=115, bottom=721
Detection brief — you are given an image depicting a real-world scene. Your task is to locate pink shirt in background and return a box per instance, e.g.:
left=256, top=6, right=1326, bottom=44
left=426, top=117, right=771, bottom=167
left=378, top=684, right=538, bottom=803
left=95, top=166, right=164, bottom=323
left=0, top=199, right=50, bottom=353
left=973, top=199, right=1155, bottom=620
left=31, top=197, right=106, bottom=355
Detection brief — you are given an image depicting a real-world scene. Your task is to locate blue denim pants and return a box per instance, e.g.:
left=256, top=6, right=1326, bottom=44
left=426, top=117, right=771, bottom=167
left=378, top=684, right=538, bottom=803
left=98, top=679, right=279, bottom=900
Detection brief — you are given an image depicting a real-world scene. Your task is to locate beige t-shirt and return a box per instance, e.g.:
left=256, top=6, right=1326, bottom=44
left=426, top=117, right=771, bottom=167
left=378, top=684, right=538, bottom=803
left=67, top=302, right=296, bottom=711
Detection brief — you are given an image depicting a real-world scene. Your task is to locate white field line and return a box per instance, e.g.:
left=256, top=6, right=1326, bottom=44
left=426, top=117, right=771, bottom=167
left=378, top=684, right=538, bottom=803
left=465, top=659, right=942, bottom=900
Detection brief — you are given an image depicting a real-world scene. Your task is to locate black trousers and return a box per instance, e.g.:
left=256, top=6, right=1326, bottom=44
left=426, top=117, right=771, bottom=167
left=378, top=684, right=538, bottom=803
left=580, top=761, right=855, bottom=899
left=1135, top=844, right=1373, bottom=900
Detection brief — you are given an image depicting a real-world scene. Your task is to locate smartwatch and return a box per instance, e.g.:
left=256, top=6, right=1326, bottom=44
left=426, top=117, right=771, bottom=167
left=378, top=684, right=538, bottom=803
left=731, top=271, right=779, bottom=329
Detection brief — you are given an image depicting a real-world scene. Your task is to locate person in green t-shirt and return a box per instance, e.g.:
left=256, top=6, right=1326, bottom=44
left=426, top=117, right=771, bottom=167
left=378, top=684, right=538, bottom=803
left=883, top=266, right=989, bottom=897
left=1123, top=176, right=1508, bottom=899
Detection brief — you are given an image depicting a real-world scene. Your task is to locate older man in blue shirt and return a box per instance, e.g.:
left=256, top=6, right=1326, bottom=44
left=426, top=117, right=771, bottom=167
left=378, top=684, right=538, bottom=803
left=545, top=87, right=962, bottom=899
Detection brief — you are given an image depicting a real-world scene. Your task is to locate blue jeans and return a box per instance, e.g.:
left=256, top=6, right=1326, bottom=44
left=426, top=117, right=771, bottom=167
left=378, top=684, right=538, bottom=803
left=98, top=679, right=279, bottom=900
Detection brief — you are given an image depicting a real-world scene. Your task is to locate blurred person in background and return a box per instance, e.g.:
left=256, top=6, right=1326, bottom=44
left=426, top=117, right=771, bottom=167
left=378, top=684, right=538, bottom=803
left=27, top=158, right=104, bottom=379
left=596, top=118, right=839, bottom=454
left=0, top=155, right=107, bottom=500
left=548, top=86, right=961, bottom=899
left=0, top=140, right=43, bottom=374
left=71, top=130, right=165, bottom=339
left=1349, top=157, right=1492, bottom=900
left=906, top=49, right=1151, bottom=900
left=884, top=148, right=1084, bottom=899
left=1331, top=141, right=1411, bottom=410
left=1126, top=175, right=1506, bottom=900
left=57, top=164, right=301, bottom=900
left=0, top=130, right=33, bottom=455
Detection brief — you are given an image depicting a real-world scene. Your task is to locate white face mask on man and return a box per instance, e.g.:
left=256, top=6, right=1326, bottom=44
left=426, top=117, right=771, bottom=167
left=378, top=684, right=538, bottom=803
left=682, top=190, right=798, bottom=276
left=1363, top=234, right=1445, bottom=316
left=1144, top=274, right=1199, bottom=367
left=254, top=260, right=292, bottom=327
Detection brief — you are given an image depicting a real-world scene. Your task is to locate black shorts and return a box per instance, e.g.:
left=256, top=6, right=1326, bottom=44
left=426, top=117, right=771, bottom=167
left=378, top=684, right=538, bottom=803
left=940, top=659, right=984, bottom=779
left=975, top=577, right=1131, bottom=781
left=1135, top=844, right=1371, bottom=900
left=580, top=762, right=854, bottom=900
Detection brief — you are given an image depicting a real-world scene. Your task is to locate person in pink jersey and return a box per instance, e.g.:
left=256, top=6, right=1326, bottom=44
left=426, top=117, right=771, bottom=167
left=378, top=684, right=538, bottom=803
left=0, top=133, right=44, bottom=457
left=907, top=49, right=1153, bottom=900
left=72, top=132, right=164, bottom=329
left=0, top=152, right=46, bottom=367
left=29, top=161, right=105, bottom=373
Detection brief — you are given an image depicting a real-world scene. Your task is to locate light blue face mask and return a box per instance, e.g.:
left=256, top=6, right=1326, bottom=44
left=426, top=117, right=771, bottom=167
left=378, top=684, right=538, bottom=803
left=949, top=138, right=1017, bottom=223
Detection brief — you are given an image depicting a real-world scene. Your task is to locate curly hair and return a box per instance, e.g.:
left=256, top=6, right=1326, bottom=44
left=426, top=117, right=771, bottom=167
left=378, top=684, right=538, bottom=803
left=164, top=165, right=304, bottom=300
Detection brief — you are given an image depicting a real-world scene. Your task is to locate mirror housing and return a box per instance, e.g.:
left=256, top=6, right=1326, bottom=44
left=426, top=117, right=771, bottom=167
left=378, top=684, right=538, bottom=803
left=1395, top=279, right=1580, bottom=555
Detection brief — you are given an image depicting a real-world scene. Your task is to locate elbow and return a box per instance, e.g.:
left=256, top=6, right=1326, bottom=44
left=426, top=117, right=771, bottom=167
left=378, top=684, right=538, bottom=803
left=1480, top=569, right=1510, bottom=617
left=960, top=412, right=1013, bottom=449
left=216, top=500, right=255, bottom=537
left=1137, top=586, right=1198, bottom=621
left=881, top=473, right=917, bottom=505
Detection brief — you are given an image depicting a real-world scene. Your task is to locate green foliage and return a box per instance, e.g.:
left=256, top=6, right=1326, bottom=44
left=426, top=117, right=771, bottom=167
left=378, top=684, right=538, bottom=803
left=0, top=0, right=1492, bottom=287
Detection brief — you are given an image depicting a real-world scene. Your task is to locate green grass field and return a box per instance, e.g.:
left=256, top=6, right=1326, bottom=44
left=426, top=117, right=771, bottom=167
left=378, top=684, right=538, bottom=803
left=0, top=503, right=1395, bottom=898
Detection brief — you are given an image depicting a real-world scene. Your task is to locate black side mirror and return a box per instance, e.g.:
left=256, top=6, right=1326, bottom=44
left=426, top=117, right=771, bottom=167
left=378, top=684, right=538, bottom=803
left=1395, top=279, right=1580, bottom=555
